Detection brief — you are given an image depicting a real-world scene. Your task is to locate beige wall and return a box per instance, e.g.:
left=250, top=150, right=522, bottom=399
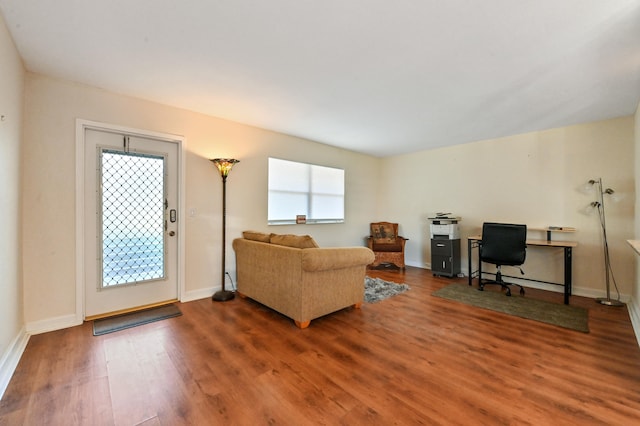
left=379, top=117, right=636, bottom=299
left=21, top=73, right=380, bottom=327
left=0, top=12, right=24, bottom=368
left=20, top=71, right=638, bottom=329
left=632, top=102, right=640, bottom=327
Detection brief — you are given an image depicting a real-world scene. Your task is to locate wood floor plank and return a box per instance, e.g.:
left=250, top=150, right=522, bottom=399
left=1, top=266, right=640, bottom=425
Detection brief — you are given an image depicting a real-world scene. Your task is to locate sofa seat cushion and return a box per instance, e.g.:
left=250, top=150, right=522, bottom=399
left=270, top=233, right=319, bottom=249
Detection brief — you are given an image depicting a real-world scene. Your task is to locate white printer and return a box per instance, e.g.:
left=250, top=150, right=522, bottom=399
left=428, top=215, right=460, bottom=239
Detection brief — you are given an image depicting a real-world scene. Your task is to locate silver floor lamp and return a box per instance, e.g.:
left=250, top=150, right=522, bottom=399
left=586, top=178, right=624, bottom=307
left=211, top=158, right=239, bottom=302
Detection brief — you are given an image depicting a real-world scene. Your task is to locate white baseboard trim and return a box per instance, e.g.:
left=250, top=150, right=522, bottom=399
left=628, top=297, right=640, bottom=348
left=0, top=327, right=29, bottom=401
left=510, top=280, right=631, bottom=302
left=181, top=286, right=217, bottom=303
left=25, top=314, right=82, bottom=336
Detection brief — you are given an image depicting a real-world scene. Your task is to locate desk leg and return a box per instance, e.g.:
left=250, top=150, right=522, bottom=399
left=564, top=247, right=572, bottom=305
left=478, top=248, right=482, bottom=286
left=468, top=239, right=472, bottom=286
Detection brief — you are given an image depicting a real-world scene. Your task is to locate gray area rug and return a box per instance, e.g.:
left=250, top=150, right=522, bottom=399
left=432, top=283, right=589, bottom=333
left=365, top=276, right=410, bottom=303
left=93, top=304, right=182, bottom=336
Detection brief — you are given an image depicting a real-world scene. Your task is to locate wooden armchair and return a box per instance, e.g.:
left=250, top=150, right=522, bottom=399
left=367, top=222, right=408, bottom=269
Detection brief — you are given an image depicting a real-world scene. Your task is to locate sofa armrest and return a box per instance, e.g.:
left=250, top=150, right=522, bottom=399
left=301, top=247, right=375, bottom=272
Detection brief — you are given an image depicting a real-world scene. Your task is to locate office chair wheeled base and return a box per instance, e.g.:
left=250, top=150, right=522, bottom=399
left=478, top=270, right=525, bottom=297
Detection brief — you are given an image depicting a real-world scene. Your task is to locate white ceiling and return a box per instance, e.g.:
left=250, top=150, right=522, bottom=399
left=1, top=1, right=639, bottom=157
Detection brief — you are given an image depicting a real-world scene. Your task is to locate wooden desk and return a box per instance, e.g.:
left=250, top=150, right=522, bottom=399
left=467, top=236, right=578, bottom=304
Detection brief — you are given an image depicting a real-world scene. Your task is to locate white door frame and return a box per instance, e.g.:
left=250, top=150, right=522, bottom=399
left=75, top=119, right=186, bottom=321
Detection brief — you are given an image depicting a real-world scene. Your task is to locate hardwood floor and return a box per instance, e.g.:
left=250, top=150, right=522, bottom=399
left=2, top=267, right=640, bottom=425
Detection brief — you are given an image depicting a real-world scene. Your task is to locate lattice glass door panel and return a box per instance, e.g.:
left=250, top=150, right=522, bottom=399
left=100, top=149, right=166, bottom=288
left=84, top=127, right=178, bottom=318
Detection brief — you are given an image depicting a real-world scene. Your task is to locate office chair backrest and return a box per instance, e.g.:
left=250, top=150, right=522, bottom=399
left=481, top=222, right=527, bottom=266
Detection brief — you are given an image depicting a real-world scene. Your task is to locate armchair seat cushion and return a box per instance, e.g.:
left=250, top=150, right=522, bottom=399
left=372, top=242, right=403, bottom=252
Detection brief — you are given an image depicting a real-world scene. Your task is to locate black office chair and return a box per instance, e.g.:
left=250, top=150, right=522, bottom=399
left=479, top=222, right=527, bottom=296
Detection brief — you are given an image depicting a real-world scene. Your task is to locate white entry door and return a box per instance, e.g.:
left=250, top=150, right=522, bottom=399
left=84, top=128, right=179, bottom=318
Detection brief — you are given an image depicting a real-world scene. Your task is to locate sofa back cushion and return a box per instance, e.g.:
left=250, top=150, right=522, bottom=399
left=270, top=234, right=319, bottom=249
left=242, top=230, right=272, bottom=243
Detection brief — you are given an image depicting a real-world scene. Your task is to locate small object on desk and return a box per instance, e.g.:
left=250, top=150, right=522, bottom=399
left=545, top=226, right=576, bottom=241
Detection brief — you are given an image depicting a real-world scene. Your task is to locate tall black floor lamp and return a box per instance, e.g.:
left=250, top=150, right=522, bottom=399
left=211, top=158, right=239, bottom=302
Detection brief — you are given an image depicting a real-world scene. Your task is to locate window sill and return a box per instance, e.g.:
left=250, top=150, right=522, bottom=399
left=268, top=219, right=345, bottom=226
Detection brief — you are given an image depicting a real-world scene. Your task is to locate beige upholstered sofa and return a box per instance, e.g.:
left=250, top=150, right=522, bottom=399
left=233, top=231, right=375, bottom=328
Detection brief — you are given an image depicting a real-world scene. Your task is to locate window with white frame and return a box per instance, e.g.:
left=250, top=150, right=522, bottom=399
left=268, top=157, right=345, bottom=225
